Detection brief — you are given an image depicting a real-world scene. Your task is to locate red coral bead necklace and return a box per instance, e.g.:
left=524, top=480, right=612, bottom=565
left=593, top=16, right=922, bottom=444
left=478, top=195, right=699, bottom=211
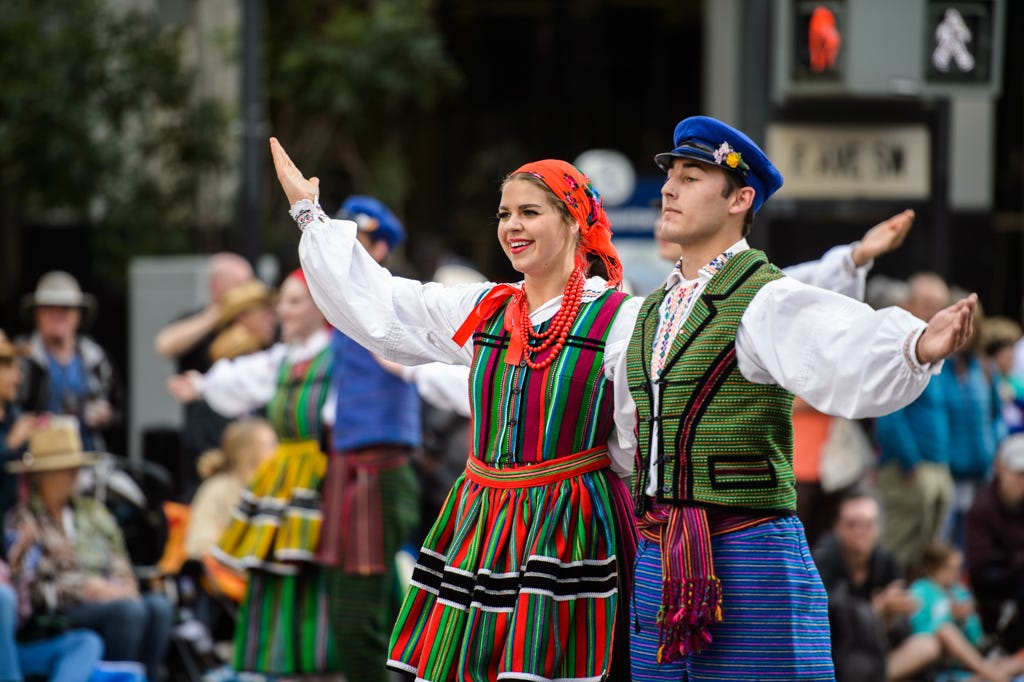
left=515, top=265, right=585, bottom=370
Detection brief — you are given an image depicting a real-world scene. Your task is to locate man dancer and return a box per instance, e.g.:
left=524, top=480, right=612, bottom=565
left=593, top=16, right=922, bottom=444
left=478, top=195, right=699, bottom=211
left=621, top=116, right=976, bottom=680
left=315, top=195, right=422, bottom=682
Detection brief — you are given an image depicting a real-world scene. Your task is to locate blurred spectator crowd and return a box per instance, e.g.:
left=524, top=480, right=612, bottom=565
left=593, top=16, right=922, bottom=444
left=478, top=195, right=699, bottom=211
left=0, top=239, right=1023, bottom=681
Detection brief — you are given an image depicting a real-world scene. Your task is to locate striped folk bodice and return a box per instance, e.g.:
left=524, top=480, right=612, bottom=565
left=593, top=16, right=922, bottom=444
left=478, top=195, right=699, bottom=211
left=468, top=288, right=629, bottom=466
left=265, top=346, right=333, bottom=442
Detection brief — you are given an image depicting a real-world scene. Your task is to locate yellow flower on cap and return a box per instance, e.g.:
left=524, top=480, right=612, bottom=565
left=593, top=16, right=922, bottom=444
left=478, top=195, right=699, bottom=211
left=726, top=152, right=741, bottom=168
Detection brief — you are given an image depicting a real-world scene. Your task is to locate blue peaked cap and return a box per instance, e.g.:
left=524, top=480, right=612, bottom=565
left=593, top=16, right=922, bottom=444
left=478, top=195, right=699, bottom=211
left=336, top=195, right=405, bottom=249
left=654, top=116, right=783, bottom=214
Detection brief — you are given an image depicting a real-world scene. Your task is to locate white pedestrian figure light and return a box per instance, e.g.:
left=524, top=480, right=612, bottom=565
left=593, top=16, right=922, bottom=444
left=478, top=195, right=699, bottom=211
left=932, top=8, right=976, bottom=73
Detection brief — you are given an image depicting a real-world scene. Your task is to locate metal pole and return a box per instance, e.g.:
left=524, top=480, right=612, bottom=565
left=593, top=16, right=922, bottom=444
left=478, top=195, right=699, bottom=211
left=931, top=99, right=951, bottom=279
left=239, top=0, right=264, bottom=264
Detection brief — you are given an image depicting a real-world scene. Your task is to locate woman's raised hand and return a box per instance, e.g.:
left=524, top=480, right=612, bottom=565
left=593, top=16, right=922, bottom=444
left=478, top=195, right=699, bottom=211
left=270, top=137, right=320, bottom=205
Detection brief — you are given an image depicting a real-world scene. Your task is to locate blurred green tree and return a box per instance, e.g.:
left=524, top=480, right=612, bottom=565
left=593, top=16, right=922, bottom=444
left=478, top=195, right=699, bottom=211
left=0, top=0, right=229, bottom=287
left=261, top=0, right=461, bottom=253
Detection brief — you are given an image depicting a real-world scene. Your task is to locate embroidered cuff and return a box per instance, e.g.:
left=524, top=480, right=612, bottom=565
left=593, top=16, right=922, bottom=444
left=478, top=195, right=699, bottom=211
left=901, top=326, right=931, bottom=375
left=289, top=197, right=329, bottom=231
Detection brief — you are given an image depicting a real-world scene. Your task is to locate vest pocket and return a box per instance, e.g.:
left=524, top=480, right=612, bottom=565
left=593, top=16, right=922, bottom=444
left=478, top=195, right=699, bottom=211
left=708, top=454, right=777, bottom=490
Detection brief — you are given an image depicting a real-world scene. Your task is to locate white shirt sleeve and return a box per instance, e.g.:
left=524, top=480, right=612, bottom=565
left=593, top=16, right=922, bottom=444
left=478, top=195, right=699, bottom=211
left=781, top=243, right=869, bottom=301
left=604, top=296, right=643, bottom=479
left=736, top=276, right=938, bottom=419
left=401, top=363, right=472, bottom=418
left=295, top=199, right=489, bottom=367
left=195, top=346, right=283, bottom=417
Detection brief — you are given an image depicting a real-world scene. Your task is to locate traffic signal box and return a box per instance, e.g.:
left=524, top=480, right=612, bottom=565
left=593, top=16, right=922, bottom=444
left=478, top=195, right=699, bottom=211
left=774, top=0, right=1005, bottom=101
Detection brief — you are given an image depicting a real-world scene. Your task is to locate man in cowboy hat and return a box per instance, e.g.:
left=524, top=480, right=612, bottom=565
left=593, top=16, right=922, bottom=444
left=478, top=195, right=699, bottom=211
left=16, top=272, right=122, bottom=453
left=4, top=417, right=173, bottom=681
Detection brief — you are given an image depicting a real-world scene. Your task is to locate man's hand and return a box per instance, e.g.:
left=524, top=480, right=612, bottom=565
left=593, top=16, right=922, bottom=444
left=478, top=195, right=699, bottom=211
left=166, top=372, right=201, bottom=403
left=872, top=580, right=918, bottom=620
left=915, top=293, right=977, bottom=365
left=81, top=577, right=133, bottom=603
left=851, top=209, right=915, bottom=267
left=5, top=413, right=37, bottom=450
left=83, top=400, right=112, bottom=429
left=270, top=137, right=319, bottom=205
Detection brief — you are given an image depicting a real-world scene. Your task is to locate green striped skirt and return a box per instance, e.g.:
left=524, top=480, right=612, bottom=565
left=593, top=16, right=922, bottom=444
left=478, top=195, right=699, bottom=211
left=233, top=566, right=339, bottom=674
left=387, top=447, right=627, bottom=681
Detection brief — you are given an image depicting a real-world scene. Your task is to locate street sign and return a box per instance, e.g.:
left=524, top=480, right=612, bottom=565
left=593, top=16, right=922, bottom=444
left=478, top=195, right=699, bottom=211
left=765, top=123, right=932, bottom=200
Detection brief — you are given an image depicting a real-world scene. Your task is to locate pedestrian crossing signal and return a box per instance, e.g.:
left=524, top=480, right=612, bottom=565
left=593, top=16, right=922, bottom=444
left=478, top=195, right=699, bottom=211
left=925, top=1, right=995, bottom=84
left=794, top=1, right=845, bottom=81
left=774, top=0, right=1005, bottom=100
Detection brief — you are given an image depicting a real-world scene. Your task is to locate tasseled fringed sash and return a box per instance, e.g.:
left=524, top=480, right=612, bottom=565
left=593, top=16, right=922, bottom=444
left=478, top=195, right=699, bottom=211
left=637, top=504, right=722, bottom=663
left=316, top=447, right=410, bottom=574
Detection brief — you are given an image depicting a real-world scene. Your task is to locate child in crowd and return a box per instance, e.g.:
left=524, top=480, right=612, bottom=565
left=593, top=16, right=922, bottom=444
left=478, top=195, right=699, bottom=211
left=909, top=542, right=1024, bottom=682
left=185, top=418, right=277, bottom=561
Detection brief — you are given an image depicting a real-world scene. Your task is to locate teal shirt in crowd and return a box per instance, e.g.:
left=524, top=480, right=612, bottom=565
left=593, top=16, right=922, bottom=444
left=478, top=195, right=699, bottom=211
left=908, top=577, right=983, bottom=647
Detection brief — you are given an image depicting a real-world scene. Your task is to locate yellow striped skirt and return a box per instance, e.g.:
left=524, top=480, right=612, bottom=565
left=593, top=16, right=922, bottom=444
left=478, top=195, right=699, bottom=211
left=214, top=439, right=326, bottom=575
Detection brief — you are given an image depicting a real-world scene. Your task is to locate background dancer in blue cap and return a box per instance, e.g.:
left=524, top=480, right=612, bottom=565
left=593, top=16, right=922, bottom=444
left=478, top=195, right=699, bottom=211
left=315, top=195, right=422, bottom=682
left=620, top=116, right=978, bottom=681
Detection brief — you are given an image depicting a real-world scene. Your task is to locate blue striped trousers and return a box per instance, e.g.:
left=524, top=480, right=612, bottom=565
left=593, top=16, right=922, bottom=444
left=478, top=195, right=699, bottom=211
left=629, top=516, right=836, bottom=681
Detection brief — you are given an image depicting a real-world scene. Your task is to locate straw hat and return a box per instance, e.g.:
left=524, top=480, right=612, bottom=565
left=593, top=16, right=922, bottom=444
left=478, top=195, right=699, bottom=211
left=0, top=329, right=27, bottom=361
left=217, top=280, right=273, bottom=329
left=21, top=271, right=97, bottom=321
left=6, top=416, right=100, bottom=473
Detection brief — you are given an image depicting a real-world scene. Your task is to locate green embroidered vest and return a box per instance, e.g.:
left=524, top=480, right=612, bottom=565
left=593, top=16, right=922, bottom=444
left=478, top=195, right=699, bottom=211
left=626, top=249, right=796, bottom=515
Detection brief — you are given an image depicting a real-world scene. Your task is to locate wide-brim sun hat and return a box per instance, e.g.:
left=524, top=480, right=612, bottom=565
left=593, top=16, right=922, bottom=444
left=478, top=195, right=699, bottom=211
left=216, top=279, right=273, bottom=329
left=6, top=416, right=101, bottom=474
left=20, top=271, right=97, bottom=324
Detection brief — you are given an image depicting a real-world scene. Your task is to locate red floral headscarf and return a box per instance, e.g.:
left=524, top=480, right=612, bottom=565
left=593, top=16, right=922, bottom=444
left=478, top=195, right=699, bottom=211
left=510, top=159, right=623, bottom=287
left=452, top=160, right=624, bottom=351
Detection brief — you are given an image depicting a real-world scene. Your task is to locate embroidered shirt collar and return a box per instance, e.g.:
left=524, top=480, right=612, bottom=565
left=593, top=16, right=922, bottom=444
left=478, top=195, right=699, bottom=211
left=664, top=238, right=749, bottom=291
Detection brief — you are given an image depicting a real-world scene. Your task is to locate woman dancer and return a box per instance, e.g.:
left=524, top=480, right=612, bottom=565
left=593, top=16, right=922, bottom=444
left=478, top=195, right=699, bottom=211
left=273, top=138, right=638, bottom=681
left=167, top=269, right=336, bottom=676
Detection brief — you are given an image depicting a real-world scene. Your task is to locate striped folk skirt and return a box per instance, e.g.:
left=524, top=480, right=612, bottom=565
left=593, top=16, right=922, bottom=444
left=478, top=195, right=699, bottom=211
left=233, top=566, right=338, bottom=674
left=216, top=439, right=335, bottom=674
left=387, top=447, right=633, bottom=681
left=630, top=516, right=835, bottom=681
left=214, top=439, right=326, bottom=573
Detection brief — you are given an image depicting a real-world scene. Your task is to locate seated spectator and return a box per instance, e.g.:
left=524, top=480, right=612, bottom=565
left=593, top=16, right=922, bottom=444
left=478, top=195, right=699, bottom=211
left=0, top=331, right=35, bottom=519
left=983, top=318, right=1024, bottom=436
left=184, top=417, right=277, bottom=560
left=4, top=418, right=173, bottom=682
left=965, top=433, right=1024, bottom=653
left=16, top=272, right=123, bottom=453
left=909, top=541, right=1023, bottom=681
left=813, top=489, right=942, bottom=681
left=1, top=552, right=102, bottom=682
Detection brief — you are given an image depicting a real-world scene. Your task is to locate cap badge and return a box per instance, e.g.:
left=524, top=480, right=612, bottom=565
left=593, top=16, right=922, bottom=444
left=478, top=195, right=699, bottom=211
left=712, top=142, right=749, bottom=171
